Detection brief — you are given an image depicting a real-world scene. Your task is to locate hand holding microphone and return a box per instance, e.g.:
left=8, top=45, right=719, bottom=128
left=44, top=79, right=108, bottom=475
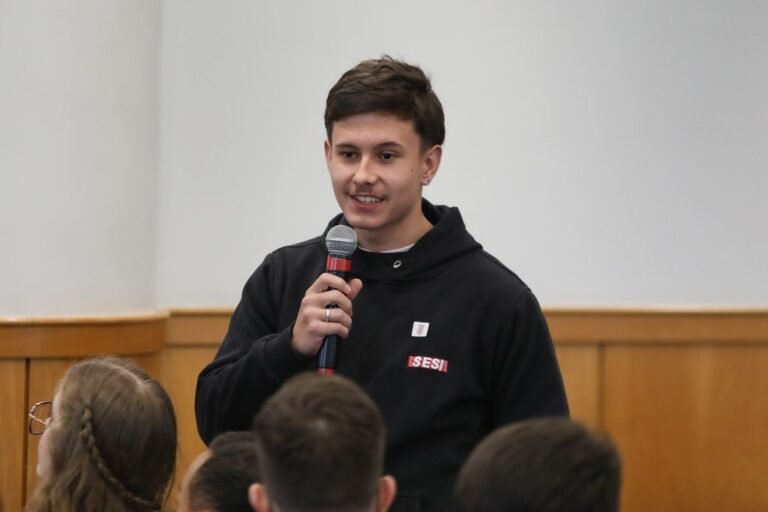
left=317, top=225, right=359, bottom=374
left=290, top=226, right=361, bottom=370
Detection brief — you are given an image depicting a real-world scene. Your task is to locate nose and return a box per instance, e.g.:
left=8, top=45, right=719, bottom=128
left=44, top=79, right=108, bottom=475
left=352, top=155, right=378, bottom=185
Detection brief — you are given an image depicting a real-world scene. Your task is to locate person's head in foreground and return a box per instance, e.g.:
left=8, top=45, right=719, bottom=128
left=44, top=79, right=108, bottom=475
left=249, top=373, right=396, bottom=512
left=27, top=356, right=177, bottom=512
left=455, top=418, right=622, bottom=512
left=178, top=431, right=260, bottom=512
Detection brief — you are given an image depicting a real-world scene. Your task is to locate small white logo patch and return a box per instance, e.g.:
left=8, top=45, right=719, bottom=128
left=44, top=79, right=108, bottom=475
left=411, top=322, right=430, bottom=338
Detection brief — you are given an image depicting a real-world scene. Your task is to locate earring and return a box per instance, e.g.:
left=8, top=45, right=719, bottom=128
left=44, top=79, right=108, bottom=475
left=422, top=177, right=431, bottom=185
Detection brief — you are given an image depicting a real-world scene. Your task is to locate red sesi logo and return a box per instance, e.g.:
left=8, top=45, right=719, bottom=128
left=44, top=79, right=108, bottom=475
left=407, top=355, right=449, bottom=373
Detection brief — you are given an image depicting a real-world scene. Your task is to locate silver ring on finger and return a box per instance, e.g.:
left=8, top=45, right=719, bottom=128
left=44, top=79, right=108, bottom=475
left=325, top=307, right=331, bottom=323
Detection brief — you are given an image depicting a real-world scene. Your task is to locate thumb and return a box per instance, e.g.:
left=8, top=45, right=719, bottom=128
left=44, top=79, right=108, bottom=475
left=347, top=278, right=363, bottom=300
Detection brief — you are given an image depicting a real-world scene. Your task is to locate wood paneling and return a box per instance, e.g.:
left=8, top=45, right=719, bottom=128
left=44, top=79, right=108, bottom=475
left=547, top=308, right=768, bottom=344
left=0, top=313, right=167, bottom=358
left=4, top=307, right=768, bottom=512
left=160, top=346, right=219, bottom=509
left=554, top=345, right=601, bottom=427
left=0, top=360, right=27, bottom=512
left=604, top=345, right=768, bottom=512
left=166, top=308, right=231, bottom=347
left=169, top=307, right=768, bottom=344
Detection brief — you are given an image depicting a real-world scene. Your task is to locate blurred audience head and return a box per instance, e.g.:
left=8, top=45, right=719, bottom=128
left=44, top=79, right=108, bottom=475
left=27, top=356, right=177, bottom=512
left=178, top=431, right=259, bottom=512
left=455, top=417, right=622, bottom=512
left=249, top=373, right=396, bottom=512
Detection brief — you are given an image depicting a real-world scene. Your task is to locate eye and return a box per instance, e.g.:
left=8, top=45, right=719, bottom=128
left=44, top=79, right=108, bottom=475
left=380, top=152, right=396, bottom=161
left=338, top=150, right=357, bottom=160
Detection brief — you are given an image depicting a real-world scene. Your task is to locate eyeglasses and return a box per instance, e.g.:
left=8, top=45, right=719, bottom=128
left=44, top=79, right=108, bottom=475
left=28, top=400, right=53, bottom=435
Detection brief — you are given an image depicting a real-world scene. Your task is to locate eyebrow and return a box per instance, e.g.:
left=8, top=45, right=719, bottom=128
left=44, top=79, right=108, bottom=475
left=334, top=141, right=406, bottom=150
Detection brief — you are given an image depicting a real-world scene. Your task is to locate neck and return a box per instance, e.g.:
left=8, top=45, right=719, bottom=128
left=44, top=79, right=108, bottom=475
left=355, top=215, right=433, bottom=252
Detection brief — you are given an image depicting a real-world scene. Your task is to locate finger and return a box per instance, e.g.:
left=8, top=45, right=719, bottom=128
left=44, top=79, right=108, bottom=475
left=306, top=273, right=353, bottom=295
left=310, top=289, right=355, bottom=316
left=322, top=306, right=353, bottom=331
left=297, top=296, right=351, bottom=331
left=347, top=278, right=363, bottom=301
left=311, top=309, right=351, bottom=337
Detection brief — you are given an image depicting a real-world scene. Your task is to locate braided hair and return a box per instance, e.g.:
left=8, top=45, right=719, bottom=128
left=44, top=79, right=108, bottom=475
left=79, top=406, right=163, bottom=511
left=26, top=357, right=177, bottom=512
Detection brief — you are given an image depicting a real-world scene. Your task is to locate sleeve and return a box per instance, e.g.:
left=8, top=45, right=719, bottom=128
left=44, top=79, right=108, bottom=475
left=490, top=288, right=570, bottom=425
left=194, top=253, right=314, bottom=444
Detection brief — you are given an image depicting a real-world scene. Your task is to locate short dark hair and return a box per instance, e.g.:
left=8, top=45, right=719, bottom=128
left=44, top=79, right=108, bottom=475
left=252, top=373, right=385, bottom=512
left=325, top=55, right=445, bottom=150
left=188, top=431, right=259, bottom=512
left=455, top=418, right=622, bottom=512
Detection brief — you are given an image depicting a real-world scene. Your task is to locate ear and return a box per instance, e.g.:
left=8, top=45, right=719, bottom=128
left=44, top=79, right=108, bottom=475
left=376, top=475, right=398, bottom=512
left=248, top=483, right=271, bottom=512
left=324, top=139, right=332, bottom=168
left=421, top=144, right=442, bottom=184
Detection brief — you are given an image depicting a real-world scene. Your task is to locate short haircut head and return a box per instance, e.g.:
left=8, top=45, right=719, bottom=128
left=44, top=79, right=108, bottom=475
left=455, top=418, right=622, bottom=512
left=325, top=55, right=445, bottom=150
left=187, top=431, right=260, bottom=512
left=252, top=373, right=385, bottom=512
left=27, top=356, right=177, bottom=512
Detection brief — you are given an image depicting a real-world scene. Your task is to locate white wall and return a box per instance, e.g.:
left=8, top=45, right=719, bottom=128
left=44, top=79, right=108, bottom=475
left=2, top=1, right=765, bottom=316
left=157, top=0, right=768, bottom=308
left=0, top=1, right=160, bottom=316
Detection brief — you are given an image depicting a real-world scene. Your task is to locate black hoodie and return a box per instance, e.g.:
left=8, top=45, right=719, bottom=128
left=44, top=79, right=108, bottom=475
left=196, top=200, right=568, bottom=512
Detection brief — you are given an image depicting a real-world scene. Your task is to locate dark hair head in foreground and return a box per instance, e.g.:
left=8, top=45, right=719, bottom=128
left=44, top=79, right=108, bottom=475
left=455, top=417, right=622, bottom=512
left=180, top=431, right=259, bottom=512
left=250, top=372, right=396, bottom=512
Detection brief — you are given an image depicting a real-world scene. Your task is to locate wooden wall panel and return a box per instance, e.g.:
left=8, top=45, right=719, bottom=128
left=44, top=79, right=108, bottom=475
left=4, top=308, right=768, bottom=512
left=166, top=309, right=230, bottom=346
left=0, top=313, right=166, bottom=358
left=547, top=308, right=768, bottom=343
left=160, top=346, right=219, bottom=509
left=554, top=345, right=601, bottom=427
left=604, top=345, right=768, bottom=512
left=0, top=360, right=27, bottom=512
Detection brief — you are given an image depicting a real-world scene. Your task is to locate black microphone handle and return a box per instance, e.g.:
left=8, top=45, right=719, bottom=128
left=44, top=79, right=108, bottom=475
left=317, top=258, right=353, bottom=374
left=317, top=333, right=340, bottom=375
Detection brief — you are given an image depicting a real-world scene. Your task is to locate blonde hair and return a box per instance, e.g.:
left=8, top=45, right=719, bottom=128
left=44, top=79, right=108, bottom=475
left=26, top=357, right=177, bottom=512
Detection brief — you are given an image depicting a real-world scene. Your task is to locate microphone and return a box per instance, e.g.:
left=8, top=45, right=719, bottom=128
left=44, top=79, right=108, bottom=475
left=317, top=225, right=358, bottom=375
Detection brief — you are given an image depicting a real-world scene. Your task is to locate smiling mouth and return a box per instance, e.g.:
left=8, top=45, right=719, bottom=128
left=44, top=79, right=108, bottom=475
left=353, top=195, right=382, bottom=204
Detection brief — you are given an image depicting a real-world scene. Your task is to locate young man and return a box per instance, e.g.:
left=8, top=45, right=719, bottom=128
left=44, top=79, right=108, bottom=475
left=196, top=55, right=568, bottom=511
left=454, top=418, right=622, bottom=512
left=248, top=373, right=397, bottom=512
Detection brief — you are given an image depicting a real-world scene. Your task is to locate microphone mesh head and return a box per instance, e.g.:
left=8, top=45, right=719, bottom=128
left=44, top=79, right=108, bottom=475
left=325, top=225, right=358, bottom=256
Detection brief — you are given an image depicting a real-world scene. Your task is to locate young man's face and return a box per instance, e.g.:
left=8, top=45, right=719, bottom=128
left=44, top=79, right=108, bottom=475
left=324, top=112, right=441, bottom=251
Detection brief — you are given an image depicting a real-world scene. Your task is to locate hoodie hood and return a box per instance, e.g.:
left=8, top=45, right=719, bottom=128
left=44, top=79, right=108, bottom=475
left=322, top=199, right=483, bottom=284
